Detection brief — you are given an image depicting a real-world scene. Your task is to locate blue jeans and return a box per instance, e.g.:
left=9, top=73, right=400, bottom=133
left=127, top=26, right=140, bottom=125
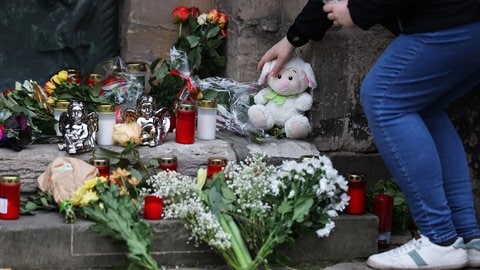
left=360, top=21, right=480, bottom=244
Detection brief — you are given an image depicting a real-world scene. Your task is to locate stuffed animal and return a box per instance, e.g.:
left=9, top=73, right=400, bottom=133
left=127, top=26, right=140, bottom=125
left=248, top=57, right=317, bottom=139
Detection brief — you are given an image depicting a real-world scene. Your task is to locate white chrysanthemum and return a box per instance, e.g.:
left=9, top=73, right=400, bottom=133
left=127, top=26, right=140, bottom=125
left=316, top=220, right=335, bottom=238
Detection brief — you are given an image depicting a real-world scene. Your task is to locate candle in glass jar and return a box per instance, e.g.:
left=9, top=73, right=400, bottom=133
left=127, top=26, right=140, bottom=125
left=346, top=174, right=366, bottom=215
left=143, top=195, right=163, bottom=220
left=66, top=68, right=82, bottom=84
left=95, top=104, right=116, bottom=146
left=207, top=157, right=227, bottom=179
left=90, top=158, right=110, bottom=179
left=175, top=102, right=196, bottom=144
left=0, top=174, right=21, bottom=220
left=196, top=99, right=218, bottom=140
left=85, top=73, right=104, bottom=87
left=158, top=155, right=178, bottom=172
left=374, top=193, right=393, bottom=249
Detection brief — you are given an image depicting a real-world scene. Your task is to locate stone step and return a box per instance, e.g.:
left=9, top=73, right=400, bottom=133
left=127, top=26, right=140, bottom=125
left=0, top=131, right=385, bottom=269
left=0, top=212, right=378, bottom=269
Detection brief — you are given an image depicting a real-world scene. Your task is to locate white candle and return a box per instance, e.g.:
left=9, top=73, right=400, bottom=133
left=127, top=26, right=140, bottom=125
left=96, top=104, right=116, bottom=145
left=196, top=99, right=218, bottom=140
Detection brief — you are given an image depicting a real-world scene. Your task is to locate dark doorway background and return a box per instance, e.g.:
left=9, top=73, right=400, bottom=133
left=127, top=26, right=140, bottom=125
left=0, top=0, right=120, bottom=90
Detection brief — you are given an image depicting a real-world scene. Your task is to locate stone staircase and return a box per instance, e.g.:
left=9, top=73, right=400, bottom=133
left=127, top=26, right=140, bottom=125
left=0, top=131, right=380, bottom=269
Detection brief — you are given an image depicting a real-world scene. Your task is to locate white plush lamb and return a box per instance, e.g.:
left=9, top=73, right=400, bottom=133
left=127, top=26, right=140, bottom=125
left=247, top=57, right=317, bottom=139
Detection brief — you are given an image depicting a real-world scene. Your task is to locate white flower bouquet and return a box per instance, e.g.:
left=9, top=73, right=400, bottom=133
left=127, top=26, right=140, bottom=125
left=143, top=150, right=349, bottom=270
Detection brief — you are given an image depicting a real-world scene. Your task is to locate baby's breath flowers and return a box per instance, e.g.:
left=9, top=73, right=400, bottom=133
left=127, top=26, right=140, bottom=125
left=143, top=150, right=348, bottom=269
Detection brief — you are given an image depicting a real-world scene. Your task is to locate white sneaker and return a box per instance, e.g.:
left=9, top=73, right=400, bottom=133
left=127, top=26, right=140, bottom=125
left=465, top=238, right=480, bottom=267
left=366, top=234, right=467, bottom=269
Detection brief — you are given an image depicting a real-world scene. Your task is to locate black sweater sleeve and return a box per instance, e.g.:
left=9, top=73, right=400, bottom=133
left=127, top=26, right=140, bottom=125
left=287, top=0, right=333, bottom=47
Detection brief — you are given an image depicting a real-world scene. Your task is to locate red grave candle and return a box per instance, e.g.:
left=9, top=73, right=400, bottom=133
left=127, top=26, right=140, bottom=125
left=144, top=195, right=163, bottom=220
left=374, top=193, right=394, bottom=249
left=90, top=158, right=110, bottom=179
left=158, top=155, right=178, bottom=172
left=66, top=68, right=82, bottom=84
left=175, top=102, right=196, bottom=144
left=85, top=73, right=104, bottom=87
left=0, top=174, right=21, bottom=220
left=207, top=157, right=227, bottom=179
left=346, top=174, right=366, bottom=215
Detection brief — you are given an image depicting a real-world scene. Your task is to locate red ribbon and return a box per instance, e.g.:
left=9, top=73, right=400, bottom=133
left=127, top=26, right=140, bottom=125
left=169, top=69, right=198, bottom=102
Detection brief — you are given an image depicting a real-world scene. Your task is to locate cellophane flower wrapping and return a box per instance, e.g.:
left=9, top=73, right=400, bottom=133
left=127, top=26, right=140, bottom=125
left=193, top=76, right=262, bottom=137
left=98, top=56, right=144, bottom=109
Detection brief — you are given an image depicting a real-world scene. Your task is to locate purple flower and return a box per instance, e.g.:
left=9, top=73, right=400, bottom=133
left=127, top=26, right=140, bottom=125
left=0, top=113, right=33, bottom=151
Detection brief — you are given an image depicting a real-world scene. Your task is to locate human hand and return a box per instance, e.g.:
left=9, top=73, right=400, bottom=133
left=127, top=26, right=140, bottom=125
left=323, top=0, right=355, bottom=27
left=257, top=37, right=295, bottom=77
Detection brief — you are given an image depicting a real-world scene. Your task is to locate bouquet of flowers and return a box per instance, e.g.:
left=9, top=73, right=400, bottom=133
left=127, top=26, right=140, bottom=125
left=148, top=6, right=229, bottom=111
left=44, top=69, right=114, bottom=112
left=61, top=168, right=159, bottom=270
left=143, top=151, right=349, bottom=269
left=0, top=80, right=53, bottom=148
left=172, top=6, right=228, bottom=78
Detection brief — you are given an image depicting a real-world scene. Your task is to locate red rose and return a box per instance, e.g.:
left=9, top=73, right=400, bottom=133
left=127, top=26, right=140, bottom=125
left=190, top=7, right=200, bottom=18
left=172, top=6, right=190, bottom=23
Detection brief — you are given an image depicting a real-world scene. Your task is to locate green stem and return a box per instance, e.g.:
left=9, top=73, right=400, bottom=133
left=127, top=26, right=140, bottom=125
left=219, top=213, right=252, bottom=270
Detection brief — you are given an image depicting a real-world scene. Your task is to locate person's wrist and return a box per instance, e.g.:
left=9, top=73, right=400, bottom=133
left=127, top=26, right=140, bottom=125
left=287, top=25, right=309, bottom=47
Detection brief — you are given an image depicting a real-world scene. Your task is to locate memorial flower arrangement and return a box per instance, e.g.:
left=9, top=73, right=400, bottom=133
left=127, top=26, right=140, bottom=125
left=60, top=167, right=159, bottom=270
left=143, top=151, right=349, bottom=269
left=149, top=6, right=229, bottom=110
left=0, top=80, right=53, bottom=148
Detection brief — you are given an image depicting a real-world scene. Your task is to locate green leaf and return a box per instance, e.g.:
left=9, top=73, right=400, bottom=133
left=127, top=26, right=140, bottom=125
left=186, top=35, right=201, bottom=48
left=293, top=197, right=314, bottom=222
left=278, top=200, right=293, bottom=215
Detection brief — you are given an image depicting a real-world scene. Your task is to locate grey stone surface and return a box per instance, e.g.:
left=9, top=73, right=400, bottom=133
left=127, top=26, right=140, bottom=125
left=0, top=212, right=378, bottom=269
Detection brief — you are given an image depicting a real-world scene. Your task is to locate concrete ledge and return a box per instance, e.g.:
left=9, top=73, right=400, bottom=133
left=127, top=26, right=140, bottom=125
left=0, top=212, right=378, bottom=269
left=0, top=131, right=320, bottom=193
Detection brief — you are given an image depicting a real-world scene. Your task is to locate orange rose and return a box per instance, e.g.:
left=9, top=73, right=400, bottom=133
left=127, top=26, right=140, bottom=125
left=206, top=9, right=221, bottom=24
left=44, top=81, right=56, bottom=95
left=172, top=6, right=190, bottom=23
left=217, top=12, right=228, bottom=29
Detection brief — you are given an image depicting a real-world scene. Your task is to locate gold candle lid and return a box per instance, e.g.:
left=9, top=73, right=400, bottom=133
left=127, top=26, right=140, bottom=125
left=158, top=155, right=178, bottom=165
left=0, top=174, right=20, bottom=184
left=90, top=158, right=110, bottom=167
left=348, top=174, right=366, bottom=182
left=55, top=100, right=71, bottom=110
left=95, top=104, right=116, bottom=113
left=208, top=157, right=227, bottom=166
left=198, top=99, right=217, bottom=108
left=126, top=61, right=147, bottom=73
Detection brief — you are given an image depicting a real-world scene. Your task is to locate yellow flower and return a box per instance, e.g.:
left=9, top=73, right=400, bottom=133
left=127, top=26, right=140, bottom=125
left=85, top=177, right=107, bottom=190
left=80, top=190, right=99, bottom=206
left=119, top=186, right=129, bottom=196
left=57, top=70, right=68, bottom=82
left=128, top=177, right=140, bottom=186
left=44, top=81, right=56, bottom=95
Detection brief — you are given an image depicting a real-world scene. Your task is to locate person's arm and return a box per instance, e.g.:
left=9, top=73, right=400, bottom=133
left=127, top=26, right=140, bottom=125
left=258, top=0, right=332, bottom=76
left=347, top=0, right=415, bottom=30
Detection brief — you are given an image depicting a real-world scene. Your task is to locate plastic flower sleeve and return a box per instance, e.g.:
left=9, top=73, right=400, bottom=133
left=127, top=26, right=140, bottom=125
left=192, top=76, right=263, bottom=137
left=98, top=56, right=144, bottom=109
left=168, top=47, right=200, bottom=103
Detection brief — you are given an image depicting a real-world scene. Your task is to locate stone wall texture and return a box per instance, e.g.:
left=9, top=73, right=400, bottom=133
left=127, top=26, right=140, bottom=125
left=120, top=0, right=480, bottom=185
